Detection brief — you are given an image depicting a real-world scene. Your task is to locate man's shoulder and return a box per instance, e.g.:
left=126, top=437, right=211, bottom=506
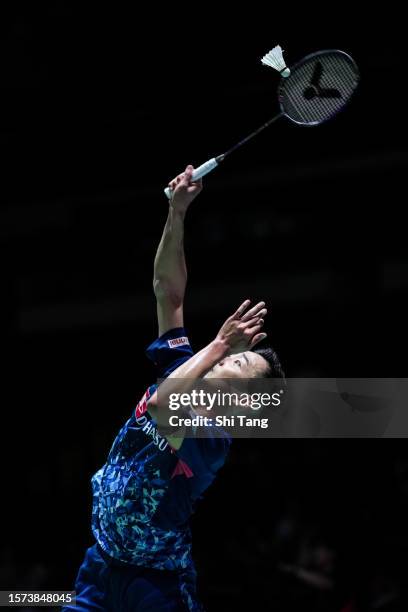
left=145, top=327, right=194, bottom=379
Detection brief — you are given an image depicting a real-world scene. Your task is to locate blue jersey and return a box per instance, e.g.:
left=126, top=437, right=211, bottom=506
left=91, top=328, right=231, bottom=571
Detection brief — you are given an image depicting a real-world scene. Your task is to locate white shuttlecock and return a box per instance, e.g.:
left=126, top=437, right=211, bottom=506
left=261, top=45, right=290, bottom=77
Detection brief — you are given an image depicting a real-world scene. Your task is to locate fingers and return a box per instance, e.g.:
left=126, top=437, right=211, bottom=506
left=231, top=300, right=268, bottom=325
left=247, top=317, right=264, bottom=329
left=183, top=165, right=193, bottom=184
left=231, top=299, right=251, bottom=320
left=168, top=176, right=182, bottom=192
left=241, top=303, right=267, bottom=322
left=168, top=165, right=194, bottom=191
left=250, top=332, right=268, bottom=349
left=245, top=319, right=264, bottom=336
left=188, top=177, right=203, bottom=192
left=183, top=165, right=203, bottom=192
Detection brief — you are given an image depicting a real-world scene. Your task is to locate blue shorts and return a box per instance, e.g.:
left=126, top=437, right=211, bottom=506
left=62, top=544, right=203, bottom=611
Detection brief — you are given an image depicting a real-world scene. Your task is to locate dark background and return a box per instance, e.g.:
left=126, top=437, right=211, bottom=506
left=1, top=3, right=408, bottom=610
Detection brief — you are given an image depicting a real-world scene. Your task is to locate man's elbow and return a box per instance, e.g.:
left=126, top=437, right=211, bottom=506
left=153, top=278, right=184, bottom=306
left=147, top=391, right=158, bottom=410
left=147, top=389, right=167, bottom=415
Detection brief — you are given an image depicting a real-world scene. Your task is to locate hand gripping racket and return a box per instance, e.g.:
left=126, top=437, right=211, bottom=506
left=164, top=49, right=359, bottom=199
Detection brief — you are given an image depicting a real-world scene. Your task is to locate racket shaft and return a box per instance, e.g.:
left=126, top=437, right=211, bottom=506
left=164, top=158, right=219, bottom=199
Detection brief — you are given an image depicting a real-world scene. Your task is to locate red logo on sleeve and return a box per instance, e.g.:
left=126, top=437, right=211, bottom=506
left=167, top=337, right=189, bottom=348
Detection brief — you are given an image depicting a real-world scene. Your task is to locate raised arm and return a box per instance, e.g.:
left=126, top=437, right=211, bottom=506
left=147, top=300, right=267, bottom=448
left=153, top=165, right=202, bottom=336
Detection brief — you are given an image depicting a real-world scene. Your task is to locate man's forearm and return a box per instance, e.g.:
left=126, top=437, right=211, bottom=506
left=167, top=339, right=228, bottom=380
left=147, top=299, right=265, bottom=426
left=148, top=339, right=229, bottom=413
left=153, top=206, right=187, bottom=302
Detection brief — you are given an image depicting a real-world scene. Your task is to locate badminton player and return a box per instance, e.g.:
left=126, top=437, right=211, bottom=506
left=63, top=166, right=285, bottom=611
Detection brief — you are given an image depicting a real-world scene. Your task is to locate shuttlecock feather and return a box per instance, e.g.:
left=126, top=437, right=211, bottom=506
left=261, top=45, right=290, bottom=77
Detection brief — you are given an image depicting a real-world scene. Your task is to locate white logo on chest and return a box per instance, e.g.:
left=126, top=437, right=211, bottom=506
left=134, top=415, right=168, bottom=452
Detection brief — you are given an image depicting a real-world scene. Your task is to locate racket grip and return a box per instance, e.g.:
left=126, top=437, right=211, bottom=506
left=164, top=158, right=219, bottom=199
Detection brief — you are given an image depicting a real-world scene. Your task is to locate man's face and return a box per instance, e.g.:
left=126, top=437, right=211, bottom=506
left=204, top=351, right=268, bottom=379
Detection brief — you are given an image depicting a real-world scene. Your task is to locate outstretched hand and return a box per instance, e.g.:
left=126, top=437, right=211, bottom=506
left=216, top=299, right=268, bottom=354
left=168, top=165, right=203, bottom=212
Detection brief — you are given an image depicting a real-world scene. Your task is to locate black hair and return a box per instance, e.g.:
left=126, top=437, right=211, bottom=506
left=252, top=346, right=286, bottom=389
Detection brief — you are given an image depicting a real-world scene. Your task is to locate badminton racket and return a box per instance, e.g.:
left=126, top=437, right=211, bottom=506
left=164, top=48, right=360, bottom=199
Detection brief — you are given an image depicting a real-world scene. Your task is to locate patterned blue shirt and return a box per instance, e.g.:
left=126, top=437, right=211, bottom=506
left=91, top=328, right=231, bottom=571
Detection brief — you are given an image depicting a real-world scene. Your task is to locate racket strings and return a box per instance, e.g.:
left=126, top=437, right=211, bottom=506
left=279, top=52, right=360, bottom=125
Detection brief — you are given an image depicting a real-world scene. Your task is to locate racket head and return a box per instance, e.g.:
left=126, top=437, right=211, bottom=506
left=278, top=49, right=360, bottom=126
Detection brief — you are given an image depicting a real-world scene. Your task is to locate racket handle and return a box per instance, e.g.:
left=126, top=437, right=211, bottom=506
left=164, top=157, right=220, bottom=199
